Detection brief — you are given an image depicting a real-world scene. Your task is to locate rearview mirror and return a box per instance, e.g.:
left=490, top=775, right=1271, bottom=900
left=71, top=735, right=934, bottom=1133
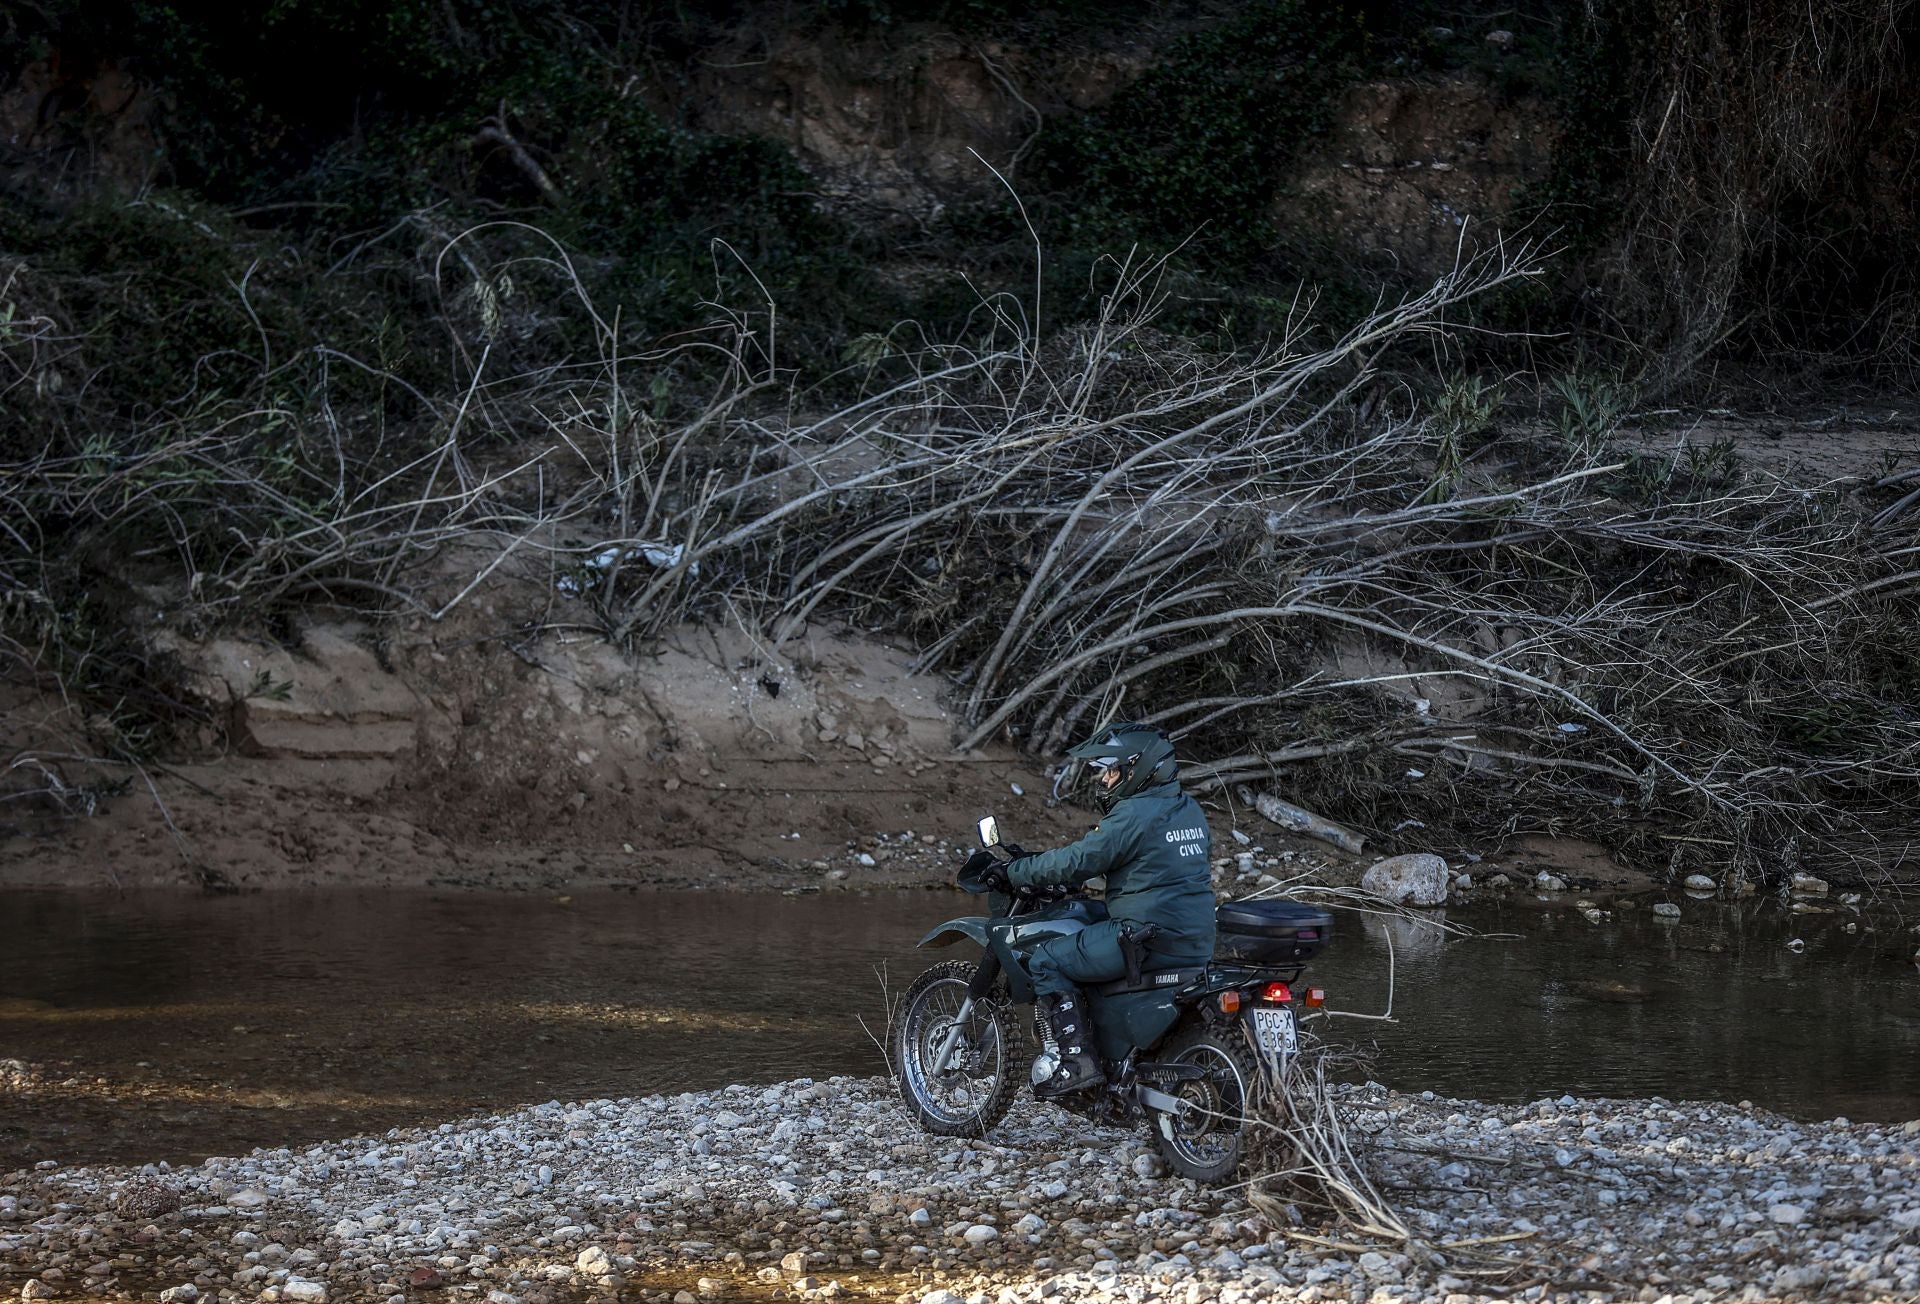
left=977, top=815, right=1001, bottom=848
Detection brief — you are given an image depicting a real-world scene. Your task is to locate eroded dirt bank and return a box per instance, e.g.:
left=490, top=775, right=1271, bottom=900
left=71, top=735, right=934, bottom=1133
left=2, top=613, right=1659, bottom=898
left=2, top=1073, right=1917, bottom=1304
left=0, top=623, right=1096, bottom=894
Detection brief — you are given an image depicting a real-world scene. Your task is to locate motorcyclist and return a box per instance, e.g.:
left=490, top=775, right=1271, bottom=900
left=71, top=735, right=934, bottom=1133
left=1001, top=722, right=1215, bottom=1098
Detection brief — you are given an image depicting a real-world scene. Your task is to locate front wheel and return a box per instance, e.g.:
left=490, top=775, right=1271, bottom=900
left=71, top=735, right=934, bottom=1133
left=893, top=960, right=1019, bottom=1136
left=1148, top=1023, right=1264, bottom=1183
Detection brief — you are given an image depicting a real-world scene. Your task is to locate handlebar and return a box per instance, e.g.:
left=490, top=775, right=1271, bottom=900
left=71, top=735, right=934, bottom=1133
left=956, top=849, right=1079, bottom=904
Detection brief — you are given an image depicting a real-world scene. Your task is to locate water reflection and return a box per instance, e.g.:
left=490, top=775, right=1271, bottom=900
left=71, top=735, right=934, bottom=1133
left=1312, top=899, right=1919, bottom=1115
left=0, top=888, right=1914, bottom=1167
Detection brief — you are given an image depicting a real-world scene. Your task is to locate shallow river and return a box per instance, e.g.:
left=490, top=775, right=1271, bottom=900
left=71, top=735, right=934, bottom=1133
left=1, top=888, right=1916, bottom=1168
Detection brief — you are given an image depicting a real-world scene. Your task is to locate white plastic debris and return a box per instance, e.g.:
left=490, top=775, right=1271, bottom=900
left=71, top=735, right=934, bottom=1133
left=562, top=542, right=699, bottom=593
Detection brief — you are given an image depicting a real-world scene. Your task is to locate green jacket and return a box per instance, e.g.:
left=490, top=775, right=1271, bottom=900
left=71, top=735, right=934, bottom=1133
left=1007, top=781, right=1217, bottom=956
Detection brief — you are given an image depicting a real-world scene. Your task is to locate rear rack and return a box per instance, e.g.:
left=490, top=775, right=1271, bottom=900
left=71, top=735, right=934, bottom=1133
left=1208, top=961, right=1307, bottom=985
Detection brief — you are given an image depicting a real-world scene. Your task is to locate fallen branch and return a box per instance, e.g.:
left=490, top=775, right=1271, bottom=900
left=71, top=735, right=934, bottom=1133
left=1246, top=789, right=1367, bottom=854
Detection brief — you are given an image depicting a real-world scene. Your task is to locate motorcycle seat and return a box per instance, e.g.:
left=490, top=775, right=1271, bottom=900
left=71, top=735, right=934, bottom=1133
left=1092, top=965, right=1207, bottom=997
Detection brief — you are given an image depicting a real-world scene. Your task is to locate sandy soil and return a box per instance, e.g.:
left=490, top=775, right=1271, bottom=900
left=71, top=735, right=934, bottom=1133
left=0, top=617, right=1647, bottom=899
left=0, top=622, right=1099, bottom=893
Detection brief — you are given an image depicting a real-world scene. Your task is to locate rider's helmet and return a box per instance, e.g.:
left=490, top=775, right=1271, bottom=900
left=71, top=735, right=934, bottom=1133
left=1066, top=722, right=1177, bottom=815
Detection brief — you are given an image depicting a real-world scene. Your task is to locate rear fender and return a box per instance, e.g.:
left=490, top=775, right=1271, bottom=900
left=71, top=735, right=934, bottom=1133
left=917, top=917, right=990, bottom=949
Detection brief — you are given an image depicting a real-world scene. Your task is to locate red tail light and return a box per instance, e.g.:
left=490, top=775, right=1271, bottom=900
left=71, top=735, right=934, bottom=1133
left=1261, top=982, right=1293, bottom=1003
left=1304, top=987, right=1326, bottom=1008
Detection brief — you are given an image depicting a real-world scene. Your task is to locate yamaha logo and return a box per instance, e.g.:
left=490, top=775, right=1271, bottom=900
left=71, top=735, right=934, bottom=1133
left=1155, top=973, right=1181, bottom=984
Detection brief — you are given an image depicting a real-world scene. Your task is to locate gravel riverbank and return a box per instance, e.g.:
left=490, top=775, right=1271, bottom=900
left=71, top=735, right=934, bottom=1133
left=3, top=1072, right=1917, bottom=1304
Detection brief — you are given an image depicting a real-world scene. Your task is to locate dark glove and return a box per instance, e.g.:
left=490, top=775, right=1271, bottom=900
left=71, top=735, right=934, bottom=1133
left=960, top=849, right=1011, bottom=894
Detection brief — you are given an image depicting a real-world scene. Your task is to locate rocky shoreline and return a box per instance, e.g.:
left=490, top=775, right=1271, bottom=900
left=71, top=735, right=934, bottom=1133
left=3, top=1072, right=1917, bottom=1304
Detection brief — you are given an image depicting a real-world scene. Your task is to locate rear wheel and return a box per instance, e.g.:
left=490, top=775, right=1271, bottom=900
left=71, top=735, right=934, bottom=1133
left=1149, top=1023, right=1264, bottom=1184
left=893, top=960, right=1019, bottom=1136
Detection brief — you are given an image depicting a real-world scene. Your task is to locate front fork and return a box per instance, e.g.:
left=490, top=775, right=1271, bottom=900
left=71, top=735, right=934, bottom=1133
left=931, top=950, right=1004, bottom=1074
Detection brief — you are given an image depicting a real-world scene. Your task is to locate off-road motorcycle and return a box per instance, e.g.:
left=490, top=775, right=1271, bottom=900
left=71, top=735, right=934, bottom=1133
left=891, top=815, right=1333, bottom=1183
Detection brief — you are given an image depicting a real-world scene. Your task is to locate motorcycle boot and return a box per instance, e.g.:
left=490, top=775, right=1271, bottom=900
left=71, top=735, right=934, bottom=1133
left=1034, top=990, right=1102, bottom=1098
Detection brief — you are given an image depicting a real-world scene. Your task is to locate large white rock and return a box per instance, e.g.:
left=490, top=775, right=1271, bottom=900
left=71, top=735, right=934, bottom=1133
left=575, top=1246, right=617, bottom=1279
left=1362, top=853, right=1451, bottom=906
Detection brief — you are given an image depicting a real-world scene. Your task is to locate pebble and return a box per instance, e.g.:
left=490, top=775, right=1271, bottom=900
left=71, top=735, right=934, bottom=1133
left=1652, top=902, right=1681, bottom=917
left=4, top=1070, right=1916, bottom=1304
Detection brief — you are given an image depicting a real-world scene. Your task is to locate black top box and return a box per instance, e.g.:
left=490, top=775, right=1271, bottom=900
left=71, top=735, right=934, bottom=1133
left=1213, top=899, right=1333, bottom=965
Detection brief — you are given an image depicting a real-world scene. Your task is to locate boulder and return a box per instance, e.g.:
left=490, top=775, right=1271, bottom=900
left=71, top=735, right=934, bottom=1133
left=1362, top=853, right=1450, bottom=906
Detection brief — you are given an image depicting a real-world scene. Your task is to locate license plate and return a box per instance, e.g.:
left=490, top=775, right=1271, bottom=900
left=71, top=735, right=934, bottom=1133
left=1250, top=1006, right=1296, bottom=1068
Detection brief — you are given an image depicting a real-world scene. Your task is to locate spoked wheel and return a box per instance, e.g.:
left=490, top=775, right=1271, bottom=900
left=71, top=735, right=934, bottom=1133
left=893, top=960, right=1019, bottom=1136
left=1149, top=1024, right=1263, bottom=1183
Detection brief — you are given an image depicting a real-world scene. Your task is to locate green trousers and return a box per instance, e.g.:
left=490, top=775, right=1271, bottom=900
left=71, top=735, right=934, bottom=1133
left=1026, top=920, right=1208, bottom=997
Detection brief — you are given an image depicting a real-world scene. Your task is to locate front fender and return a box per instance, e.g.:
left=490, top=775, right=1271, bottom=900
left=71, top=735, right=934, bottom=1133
left=917, top=916, right=990, bottom=948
